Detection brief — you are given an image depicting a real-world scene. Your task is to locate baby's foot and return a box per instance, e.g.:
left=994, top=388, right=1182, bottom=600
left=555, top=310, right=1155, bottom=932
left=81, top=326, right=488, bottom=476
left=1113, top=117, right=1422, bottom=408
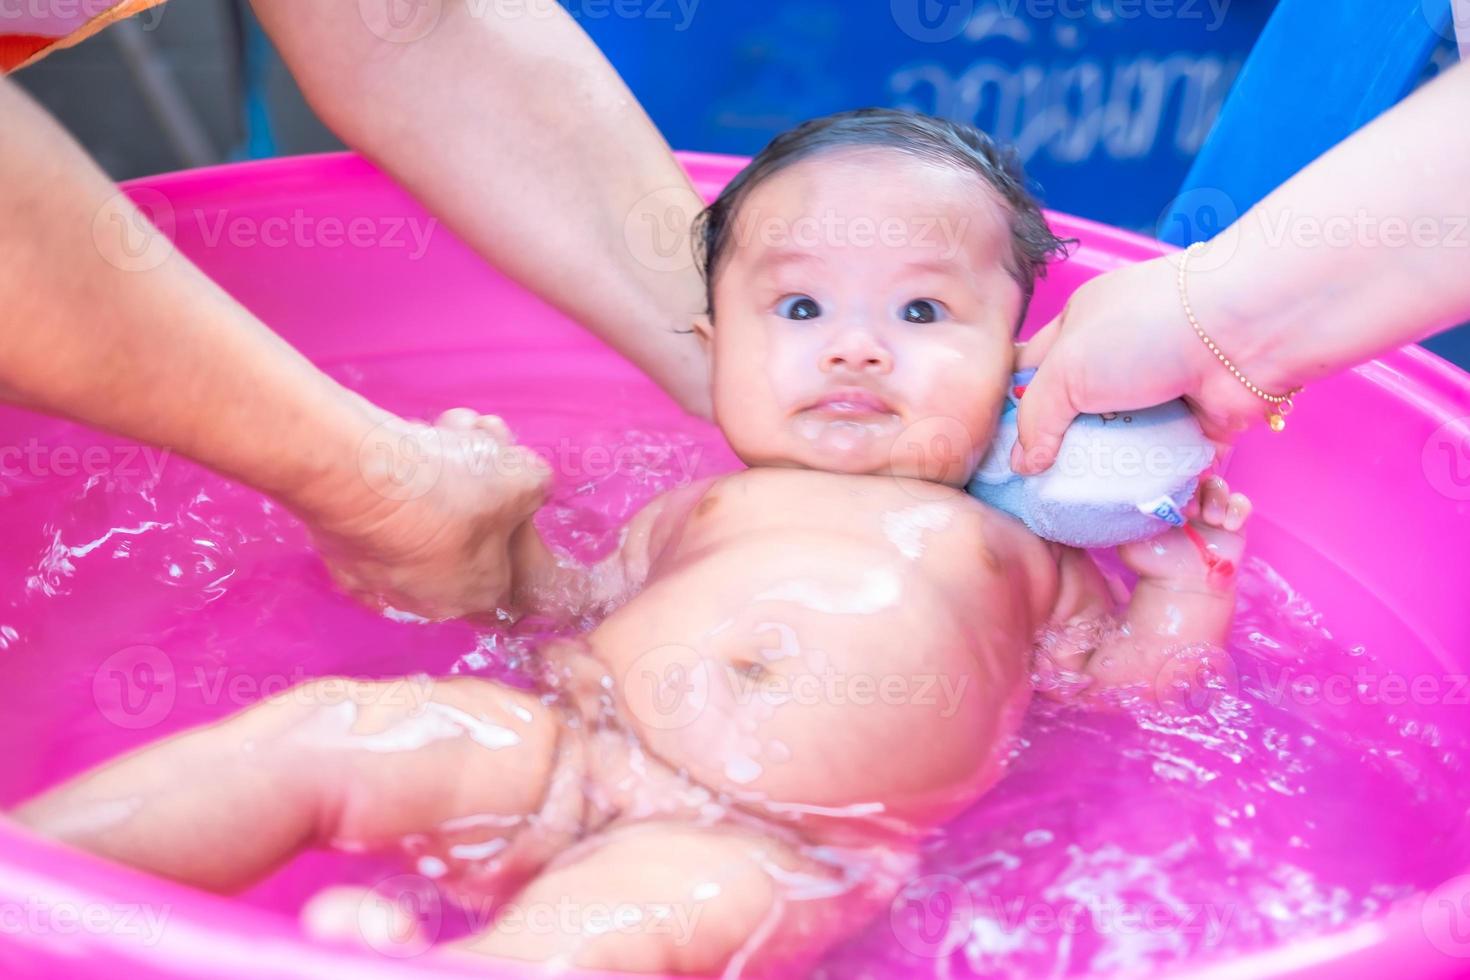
left=1118, top=475, right=1251, bottom=592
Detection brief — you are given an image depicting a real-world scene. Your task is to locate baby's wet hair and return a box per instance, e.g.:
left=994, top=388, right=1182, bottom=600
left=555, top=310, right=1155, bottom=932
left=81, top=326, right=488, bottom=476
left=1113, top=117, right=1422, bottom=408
left=692, top=108, right=1074, bottom=329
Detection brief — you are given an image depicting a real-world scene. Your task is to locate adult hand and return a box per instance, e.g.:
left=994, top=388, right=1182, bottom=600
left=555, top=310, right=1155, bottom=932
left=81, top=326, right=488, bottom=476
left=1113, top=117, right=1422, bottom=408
left=1014, top=61, right=1470, bottom=476
left=1009, top=251, right=1290, bottom=474
left=305, top=407, right=552, bottom=621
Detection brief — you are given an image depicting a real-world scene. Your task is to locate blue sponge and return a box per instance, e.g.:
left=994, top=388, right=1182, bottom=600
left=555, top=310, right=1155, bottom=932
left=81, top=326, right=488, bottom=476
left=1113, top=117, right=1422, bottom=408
left=967, top=370, right=1215, bottom=548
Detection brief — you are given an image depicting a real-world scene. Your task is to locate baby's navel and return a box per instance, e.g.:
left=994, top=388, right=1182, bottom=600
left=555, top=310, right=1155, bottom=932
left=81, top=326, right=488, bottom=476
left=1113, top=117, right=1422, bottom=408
left=730, top=657, right=769, bottom=681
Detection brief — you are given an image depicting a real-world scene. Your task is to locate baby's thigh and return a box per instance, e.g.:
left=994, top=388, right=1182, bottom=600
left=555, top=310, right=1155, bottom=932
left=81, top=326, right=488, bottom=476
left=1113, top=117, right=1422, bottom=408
left=449, top=820, right=906, bottom=976
left=261, top=675, right=565, bottom=847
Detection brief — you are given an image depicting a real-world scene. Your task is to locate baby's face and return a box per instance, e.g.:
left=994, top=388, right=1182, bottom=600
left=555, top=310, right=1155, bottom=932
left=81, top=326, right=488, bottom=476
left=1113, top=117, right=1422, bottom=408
left=697, top=149, right=1021, bottom=485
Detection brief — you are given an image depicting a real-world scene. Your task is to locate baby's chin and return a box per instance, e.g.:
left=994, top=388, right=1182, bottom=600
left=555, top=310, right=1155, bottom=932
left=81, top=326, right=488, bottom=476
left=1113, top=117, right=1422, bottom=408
left=733, top=424, right=981, bottom=486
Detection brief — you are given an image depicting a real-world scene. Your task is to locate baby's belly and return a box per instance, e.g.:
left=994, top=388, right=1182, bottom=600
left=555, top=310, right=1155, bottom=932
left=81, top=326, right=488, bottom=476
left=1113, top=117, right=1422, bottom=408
left=586, top=534, right=1032, bottom=842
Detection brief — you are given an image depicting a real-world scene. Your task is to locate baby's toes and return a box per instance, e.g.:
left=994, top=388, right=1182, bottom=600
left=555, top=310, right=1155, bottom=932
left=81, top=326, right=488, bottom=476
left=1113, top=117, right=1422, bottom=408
left=436, top=406, right=482, bottom=431
left=1223, top=491, right=1252, bottom=533
left=475, top=414, right=513, bottom=445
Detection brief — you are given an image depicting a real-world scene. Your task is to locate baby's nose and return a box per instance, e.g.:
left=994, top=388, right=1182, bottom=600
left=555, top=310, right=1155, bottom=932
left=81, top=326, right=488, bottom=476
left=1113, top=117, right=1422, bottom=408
left=819, top=329, right=893, bottom=373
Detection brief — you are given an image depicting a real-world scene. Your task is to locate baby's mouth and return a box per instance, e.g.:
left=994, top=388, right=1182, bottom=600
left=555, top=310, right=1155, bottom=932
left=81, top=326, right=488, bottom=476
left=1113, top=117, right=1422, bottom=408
left=800, top=387, right=899, bottom=421
left=794, top=388, right=901, bottom=454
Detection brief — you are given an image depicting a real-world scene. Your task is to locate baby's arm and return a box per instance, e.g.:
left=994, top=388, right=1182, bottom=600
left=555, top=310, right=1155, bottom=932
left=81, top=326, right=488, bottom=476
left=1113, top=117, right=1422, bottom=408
left=1044, top=475, right=1251, bottom=702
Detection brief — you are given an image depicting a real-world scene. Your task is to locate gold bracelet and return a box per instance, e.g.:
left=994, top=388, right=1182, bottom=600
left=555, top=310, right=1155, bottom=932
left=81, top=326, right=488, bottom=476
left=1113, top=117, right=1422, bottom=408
left=1177, top=241, right=1302, bottom=432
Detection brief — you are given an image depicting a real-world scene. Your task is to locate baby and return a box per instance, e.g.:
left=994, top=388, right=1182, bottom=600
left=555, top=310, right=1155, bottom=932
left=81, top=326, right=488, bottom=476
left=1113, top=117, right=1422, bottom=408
left=16, top=110, right=1252, bottom=975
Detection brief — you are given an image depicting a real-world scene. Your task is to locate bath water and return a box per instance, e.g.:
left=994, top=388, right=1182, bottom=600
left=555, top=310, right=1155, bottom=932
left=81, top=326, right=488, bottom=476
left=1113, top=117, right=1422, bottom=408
left=1, top=350, right=1464, bottom=976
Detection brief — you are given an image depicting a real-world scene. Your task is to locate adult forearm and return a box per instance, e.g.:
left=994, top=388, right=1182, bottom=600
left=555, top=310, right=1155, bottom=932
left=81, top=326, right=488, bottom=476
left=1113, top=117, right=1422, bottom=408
left=0, top=77, right=375, bottom=517
left=1195, top=61, right=1470, bottom=389
left=253, top=0, right=711, bottom=416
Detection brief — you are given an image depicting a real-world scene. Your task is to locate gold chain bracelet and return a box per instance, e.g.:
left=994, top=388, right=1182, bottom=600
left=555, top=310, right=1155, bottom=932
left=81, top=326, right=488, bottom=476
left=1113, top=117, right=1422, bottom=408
left=1177, top=241, right=1302, bottom=432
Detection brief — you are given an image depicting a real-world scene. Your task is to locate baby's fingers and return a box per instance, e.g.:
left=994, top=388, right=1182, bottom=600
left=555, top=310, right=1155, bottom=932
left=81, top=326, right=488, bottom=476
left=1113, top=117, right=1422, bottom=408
left=1222, top=491, right=1252, bottom=533
left=1196, top=475, right=1230, bottom=526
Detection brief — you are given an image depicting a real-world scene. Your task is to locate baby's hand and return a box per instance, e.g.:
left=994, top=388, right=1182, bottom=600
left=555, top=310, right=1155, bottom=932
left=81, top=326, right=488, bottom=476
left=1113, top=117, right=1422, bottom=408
left=1117, top=475, right=1251, bottom=592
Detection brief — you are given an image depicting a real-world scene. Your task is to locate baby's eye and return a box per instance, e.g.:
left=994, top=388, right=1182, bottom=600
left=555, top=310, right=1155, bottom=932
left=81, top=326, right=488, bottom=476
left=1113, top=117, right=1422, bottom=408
left=776, top=295, right=823, bottom=321
left=901, top=299, right=946, bottom=324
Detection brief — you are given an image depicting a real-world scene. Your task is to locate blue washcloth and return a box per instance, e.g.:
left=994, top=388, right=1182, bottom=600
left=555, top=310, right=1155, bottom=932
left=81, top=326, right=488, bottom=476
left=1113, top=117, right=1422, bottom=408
left=967, top=370, right=1215, bottom=548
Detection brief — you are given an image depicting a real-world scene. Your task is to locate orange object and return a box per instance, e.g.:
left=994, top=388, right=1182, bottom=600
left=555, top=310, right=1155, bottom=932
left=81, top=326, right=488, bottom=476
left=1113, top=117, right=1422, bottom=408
left=1, top=0, right=169, bottom=73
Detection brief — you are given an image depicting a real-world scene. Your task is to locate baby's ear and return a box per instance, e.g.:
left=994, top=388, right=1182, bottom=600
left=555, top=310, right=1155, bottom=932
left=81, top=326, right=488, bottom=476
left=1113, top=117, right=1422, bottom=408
left=692, top=314, right=714, bottom=348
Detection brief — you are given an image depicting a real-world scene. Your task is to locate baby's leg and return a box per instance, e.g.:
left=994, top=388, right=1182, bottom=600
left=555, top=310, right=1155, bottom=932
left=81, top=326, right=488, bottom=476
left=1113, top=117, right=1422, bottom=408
left=449, top=820, right=912, bottom=976
left=13, top=676, right=567, bottom=893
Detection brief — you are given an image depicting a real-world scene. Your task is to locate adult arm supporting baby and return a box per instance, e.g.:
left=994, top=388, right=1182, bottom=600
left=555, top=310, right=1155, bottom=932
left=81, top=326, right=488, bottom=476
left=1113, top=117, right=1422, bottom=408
left=1014, top=60, right=1470, bottom=471
left=0, top=90, right=549, bottom=620
left=250, top=0, right=713, bottom=418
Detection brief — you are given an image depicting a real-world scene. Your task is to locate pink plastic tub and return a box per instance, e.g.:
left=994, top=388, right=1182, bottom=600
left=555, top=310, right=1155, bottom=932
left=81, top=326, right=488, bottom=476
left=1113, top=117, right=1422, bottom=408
left=0, top=152, right=1467, bottom=978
